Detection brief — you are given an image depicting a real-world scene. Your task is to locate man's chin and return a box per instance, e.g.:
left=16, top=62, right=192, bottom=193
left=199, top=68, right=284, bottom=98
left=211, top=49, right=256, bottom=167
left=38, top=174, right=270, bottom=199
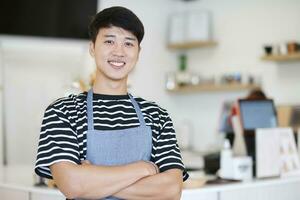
left=108, top=75, right=128, bottom=82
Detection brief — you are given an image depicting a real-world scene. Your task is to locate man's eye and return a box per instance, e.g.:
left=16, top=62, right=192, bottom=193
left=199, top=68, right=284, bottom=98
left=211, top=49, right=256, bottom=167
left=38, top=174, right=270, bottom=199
left=104, top=40, right=114, bottom=44
left=125, top=42, right=134, bottom=47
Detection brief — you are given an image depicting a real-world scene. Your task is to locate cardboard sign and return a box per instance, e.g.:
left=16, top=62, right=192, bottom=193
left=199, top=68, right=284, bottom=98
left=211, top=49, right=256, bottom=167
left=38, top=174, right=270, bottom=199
left=256, top=128, right=300, bottom=178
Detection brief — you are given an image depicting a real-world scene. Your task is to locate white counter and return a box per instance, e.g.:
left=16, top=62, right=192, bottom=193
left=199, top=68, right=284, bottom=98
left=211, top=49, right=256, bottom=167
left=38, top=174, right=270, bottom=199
left=0, top=165, right=63, bottom=200
left=183, top=175, right=300, bottom=200
left=1, top=165, right=300, bottom=200
left=185, top=175, right=300, bottom=192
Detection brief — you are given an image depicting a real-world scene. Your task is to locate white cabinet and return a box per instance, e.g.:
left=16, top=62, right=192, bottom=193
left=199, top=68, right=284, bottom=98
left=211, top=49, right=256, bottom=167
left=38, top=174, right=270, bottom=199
left=0, top=187, right=29, bottom=200
left=31, top=192, right=65, bottom=200
left=181, top=177, right=300, bottom=200
left=220, top=180, right=300, bottom=200
left=0, top=187, right=64, bottom=200
left=181, top=189, right=218, bottom=200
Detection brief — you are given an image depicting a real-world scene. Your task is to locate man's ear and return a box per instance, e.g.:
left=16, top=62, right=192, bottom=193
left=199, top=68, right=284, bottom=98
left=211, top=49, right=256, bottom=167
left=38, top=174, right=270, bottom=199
left=89, top=42, right=95, bottom=57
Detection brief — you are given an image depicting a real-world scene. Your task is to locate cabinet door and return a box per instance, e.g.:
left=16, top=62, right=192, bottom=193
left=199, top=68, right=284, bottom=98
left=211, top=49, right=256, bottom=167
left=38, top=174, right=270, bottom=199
left=220, top=181, right=300, bottom=200
left=181, top=190, right=218, bottom=200
left=31, top=192, right=65, bottom=200
left=0, top=187, right=29, bottom=200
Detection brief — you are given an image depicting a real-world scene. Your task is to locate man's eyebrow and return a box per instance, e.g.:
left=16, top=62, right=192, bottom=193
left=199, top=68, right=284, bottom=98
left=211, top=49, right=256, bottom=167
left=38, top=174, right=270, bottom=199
left=125, top=37, right=137, bottom=41
left=104, top=34, right=116, bottom=38
left=103, top=34, right=137, bottom=41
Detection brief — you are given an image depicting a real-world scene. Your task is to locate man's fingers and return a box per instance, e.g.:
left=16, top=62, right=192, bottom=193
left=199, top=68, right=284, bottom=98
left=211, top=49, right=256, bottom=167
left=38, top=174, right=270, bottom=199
left=81, top=160, right=91, bottom=165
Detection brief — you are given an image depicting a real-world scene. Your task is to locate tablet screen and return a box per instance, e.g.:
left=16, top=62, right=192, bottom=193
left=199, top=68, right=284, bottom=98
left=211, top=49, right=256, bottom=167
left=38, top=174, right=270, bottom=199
left=239, top=100, right=277, bottom=131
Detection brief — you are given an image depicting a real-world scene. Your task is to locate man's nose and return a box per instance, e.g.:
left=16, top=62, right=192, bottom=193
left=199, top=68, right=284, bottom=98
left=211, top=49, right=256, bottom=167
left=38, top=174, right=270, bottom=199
left=112, top=43, right=125, bottom=56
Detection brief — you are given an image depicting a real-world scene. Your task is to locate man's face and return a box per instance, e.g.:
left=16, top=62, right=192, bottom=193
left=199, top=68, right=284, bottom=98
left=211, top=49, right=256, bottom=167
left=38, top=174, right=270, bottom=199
left=89, top=26, right=140, bottom=83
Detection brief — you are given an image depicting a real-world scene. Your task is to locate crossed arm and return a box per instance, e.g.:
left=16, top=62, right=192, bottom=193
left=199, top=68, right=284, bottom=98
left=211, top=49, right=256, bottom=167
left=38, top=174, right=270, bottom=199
left=50, top=161, right=183, bottom=200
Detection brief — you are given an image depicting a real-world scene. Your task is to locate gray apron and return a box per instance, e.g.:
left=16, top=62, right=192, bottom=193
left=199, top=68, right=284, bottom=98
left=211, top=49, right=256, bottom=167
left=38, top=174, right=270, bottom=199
left=84, top=89, right=153, bottom=200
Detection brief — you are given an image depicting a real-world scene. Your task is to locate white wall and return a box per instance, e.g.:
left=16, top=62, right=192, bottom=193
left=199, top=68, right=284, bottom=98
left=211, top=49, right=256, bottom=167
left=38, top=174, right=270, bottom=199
left=1, top=0, right=300, bottom=165
left=172, top=0, right=300, bottom=152
left=101, top=0, right=300, bottom=152
left=0, top=37, right=93, bottom=165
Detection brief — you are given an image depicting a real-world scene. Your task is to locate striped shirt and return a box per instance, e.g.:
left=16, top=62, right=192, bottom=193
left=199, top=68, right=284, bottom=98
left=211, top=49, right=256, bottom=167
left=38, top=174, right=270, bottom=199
left=35, top=92, right=189, bottom=181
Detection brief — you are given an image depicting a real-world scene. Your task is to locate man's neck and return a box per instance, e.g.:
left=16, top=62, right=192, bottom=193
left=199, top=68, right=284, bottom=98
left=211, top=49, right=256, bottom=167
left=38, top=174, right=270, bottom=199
left=92, top=76, right=128, bottom=95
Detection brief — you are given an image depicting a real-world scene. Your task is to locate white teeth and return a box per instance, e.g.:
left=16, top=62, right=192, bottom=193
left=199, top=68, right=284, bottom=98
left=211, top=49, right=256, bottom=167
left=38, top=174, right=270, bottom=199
left=109, top=61, right=125, bottom=67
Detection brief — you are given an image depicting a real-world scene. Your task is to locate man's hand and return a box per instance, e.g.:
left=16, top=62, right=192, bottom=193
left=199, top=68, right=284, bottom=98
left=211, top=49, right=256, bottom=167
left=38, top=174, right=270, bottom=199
left=81, top=160, right=91, bottom=166
left=114, top=169, right=183, bottom=200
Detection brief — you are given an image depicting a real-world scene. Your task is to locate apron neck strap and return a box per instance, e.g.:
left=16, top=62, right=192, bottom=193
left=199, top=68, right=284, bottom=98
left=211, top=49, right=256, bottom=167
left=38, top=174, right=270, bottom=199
left=129, top=94, right=146, bottom=126
left=87, top=89, right=94, bottom=131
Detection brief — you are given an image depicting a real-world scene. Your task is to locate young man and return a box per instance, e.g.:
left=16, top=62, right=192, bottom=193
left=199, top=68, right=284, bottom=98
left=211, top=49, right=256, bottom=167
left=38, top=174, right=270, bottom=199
left=35, top=6, right=188, bottom=200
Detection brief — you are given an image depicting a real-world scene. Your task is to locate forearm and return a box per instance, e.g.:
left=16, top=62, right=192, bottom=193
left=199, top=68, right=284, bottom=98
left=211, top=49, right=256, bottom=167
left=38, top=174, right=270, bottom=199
left=50, top=161, right=154, bottom=199
left=114, top=169, right=183, bottom=200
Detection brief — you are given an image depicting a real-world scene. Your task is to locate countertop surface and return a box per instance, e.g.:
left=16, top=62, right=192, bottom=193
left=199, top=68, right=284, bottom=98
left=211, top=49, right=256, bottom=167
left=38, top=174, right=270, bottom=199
left=1, top=164, right=300, bottom=196
left=0, top=165, right=62, bottom=195
left=184, top=173, right=300, bottom=194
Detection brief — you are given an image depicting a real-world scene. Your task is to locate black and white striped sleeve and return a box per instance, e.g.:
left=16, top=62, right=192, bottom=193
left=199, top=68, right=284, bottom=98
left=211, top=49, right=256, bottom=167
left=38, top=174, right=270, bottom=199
left=35, top=103, right=80, bottom=179
left=154, top=111, right=189, bottom=181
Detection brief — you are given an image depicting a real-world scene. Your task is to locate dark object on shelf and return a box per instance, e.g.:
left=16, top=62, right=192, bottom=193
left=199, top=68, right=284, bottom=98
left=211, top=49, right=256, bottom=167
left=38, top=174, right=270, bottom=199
left=264, top=45, right=273, bottom=55
left=296, top=43, right=300, bottom=51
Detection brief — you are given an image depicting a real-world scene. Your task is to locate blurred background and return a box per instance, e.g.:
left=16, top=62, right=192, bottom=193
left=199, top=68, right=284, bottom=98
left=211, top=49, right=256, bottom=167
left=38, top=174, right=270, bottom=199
left=0, top=0, right=300, bottom=168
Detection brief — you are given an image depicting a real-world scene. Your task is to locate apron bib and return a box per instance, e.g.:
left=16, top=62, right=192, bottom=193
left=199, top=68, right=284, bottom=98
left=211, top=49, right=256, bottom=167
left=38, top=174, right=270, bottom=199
left=82, top=89, right=152, bottom=200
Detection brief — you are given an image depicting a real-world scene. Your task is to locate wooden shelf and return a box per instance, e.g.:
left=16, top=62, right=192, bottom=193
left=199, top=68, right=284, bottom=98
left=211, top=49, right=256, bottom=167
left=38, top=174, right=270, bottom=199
left=167, top=83, right=260, bottom=93
left=261, top=53, right=300, bottom=61
left=167, top=41, right=217, bottom=50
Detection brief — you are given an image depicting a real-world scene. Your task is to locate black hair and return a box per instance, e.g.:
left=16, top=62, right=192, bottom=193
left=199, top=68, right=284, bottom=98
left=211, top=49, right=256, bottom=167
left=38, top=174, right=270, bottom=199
left=246, top=89, right=267, bottom=100
left=88, top=6, right=144, bottom=45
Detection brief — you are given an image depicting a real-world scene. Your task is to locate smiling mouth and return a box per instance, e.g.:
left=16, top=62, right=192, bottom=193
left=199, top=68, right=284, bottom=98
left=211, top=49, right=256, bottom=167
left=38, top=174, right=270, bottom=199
left=108, top=60, right=126, bottom=69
